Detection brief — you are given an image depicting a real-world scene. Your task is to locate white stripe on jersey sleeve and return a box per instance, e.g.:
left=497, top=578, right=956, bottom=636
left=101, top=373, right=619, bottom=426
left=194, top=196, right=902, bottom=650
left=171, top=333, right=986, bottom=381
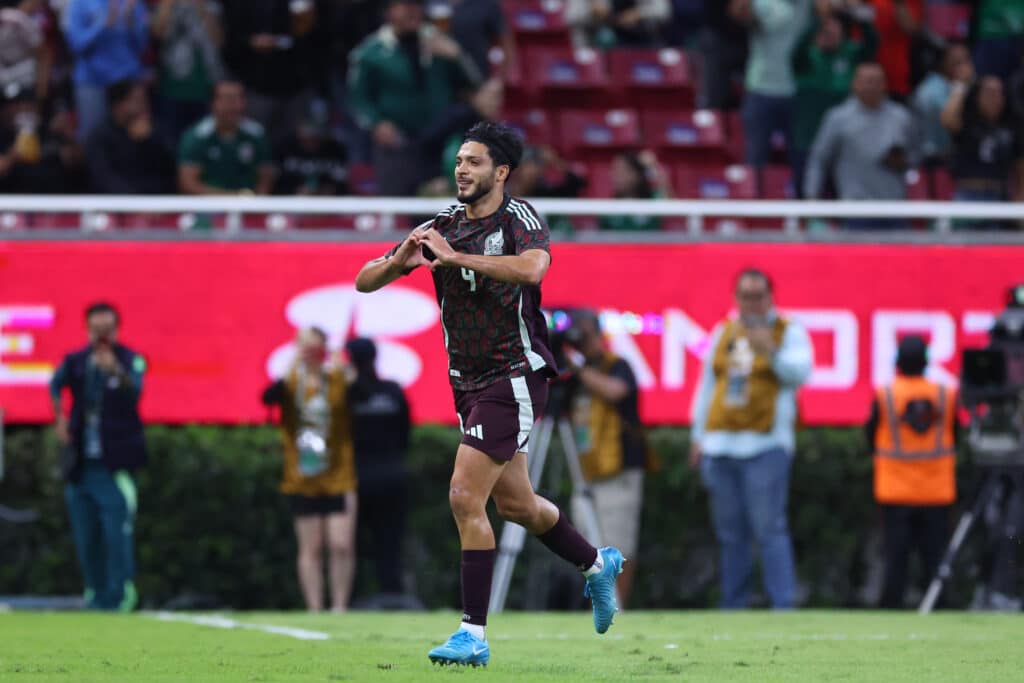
left=507, top=199, right=543, bottom=232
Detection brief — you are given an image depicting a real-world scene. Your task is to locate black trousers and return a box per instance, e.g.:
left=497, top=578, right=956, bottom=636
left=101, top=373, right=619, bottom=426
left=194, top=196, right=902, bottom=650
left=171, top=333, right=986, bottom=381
left=879, top=504, right=951, bottom=609
left=357, top=481, right=407, bottom=594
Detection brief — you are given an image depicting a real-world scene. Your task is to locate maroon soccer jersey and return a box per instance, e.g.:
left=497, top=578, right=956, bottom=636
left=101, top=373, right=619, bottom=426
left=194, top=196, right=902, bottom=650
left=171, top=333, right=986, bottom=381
left=388, top=195, right=557, bottom=391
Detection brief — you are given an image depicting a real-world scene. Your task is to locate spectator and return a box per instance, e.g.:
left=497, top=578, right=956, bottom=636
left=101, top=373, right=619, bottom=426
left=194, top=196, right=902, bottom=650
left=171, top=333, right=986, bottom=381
left=274, top=99, right=348, bottom=196
left=151, top=0, right=224, bottom=147
left=50, top=302, right=147, bottom=611
left=941, top=75, right=1024, bottom=227
left=262, top=327, right=358, bottom=613
left=740, top=0, right=814, bottom=170
left=62, top=0, right=149, bottom=142
left=912, top=42, right=973, bottom=164
left=690, top=269, right=813, bottom=609
left=791, top=0, right=878, bottom=196
left=566, top=0, right=671, bottom=48
left=598, top=150, right=671, bottom=231
left=697, top=0, right=750, bottom=110
left=870, top=0, right=922, bottom=99
left=347, top=0, right=481, bottom=196
left=219, top=0, right=328, bottom=145
left=865, top=335, right=956, bottom=609
left=804, top=63, right=918, bottom=226
left=563, top=310, right=653, bottom=608
left=444, top=0, right=517, bottom=80
left=345, top=337, right=411, bottom=599
left=971, top=0, right=1024, bottom=82
left=85, top=81, right=176, bottom=194
left=177, top=79, right=275, bottom=195
left=419, top=77, right=504, bottom=195
left=506, top=145, right=585, bottom=234
left=0, top=0, right=49, bottom=103
left=0, top=84, right=85, bottom=193
left=323, top=0, right=383, bottom=161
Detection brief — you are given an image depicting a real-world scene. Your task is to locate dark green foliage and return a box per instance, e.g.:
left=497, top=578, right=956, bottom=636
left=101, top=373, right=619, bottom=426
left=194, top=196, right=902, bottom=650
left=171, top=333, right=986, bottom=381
left=0, top=424, right=975, bottom=609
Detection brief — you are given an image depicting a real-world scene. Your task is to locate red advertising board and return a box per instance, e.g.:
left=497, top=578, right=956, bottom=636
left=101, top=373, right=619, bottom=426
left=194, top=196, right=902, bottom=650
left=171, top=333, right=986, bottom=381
left=0, top=240, right=1017, bottom=426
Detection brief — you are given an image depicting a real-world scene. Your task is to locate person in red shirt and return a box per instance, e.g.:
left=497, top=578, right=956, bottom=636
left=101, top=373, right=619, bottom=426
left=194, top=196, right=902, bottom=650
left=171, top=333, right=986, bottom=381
left=871, top=0, right=923, bottom=98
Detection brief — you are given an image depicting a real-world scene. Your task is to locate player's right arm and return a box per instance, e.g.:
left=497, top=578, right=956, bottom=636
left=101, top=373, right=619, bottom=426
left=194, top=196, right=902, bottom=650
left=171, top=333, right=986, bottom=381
left=355, top=224, right=432, bottom=293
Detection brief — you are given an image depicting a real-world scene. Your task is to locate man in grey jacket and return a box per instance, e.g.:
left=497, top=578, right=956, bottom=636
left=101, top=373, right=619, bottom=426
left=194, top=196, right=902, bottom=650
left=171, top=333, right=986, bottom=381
left=804, top=62, right=918, bottom=228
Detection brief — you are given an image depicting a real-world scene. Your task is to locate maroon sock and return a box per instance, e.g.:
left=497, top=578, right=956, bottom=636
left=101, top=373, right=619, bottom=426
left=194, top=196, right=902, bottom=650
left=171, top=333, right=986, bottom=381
left=536, top=510, right=598, bottom=571
left=461, top=549, right=495, bottom=626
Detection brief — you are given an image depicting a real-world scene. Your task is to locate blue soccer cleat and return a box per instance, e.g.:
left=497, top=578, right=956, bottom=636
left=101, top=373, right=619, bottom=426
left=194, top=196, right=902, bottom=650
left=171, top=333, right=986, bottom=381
left=584, top=546, right=625, bottom=634
left=427, top=629, right=490, bottom=667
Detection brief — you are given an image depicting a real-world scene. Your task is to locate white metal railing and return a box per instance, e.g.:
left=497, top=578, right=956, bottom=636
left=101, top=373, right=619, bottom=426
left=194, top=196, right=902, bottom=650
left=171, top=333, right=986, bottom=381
left=0, top=195, right=1021, bottom=236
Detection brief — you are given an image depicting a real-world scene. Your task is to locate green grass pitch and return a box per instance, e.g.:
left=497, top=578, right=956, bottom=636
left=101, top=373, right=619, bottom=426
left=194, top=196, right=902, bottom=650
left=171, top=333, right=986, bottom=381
left=2, top=610, right=1020, bottom=682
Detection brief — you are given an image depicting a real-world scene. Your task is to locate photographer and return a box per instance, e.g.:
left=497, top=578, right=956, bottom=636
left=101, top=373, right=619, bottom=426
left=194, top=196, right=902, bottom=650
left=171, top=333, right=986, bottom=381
left=865, top=335, right=957, bottom=609
left=49, top=302, right=146, bottom=611
left=563, top=310, right=650, bottom=608
left=690, top=269, right=813, bottom=609
left=262, top=327, right=357, bottom=612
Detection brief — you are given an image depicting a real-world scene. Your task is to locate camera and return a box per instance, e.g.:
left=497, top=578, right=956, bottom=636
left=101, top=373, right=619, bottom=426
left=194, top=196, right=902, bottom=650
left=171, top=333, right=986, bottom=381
left=960, top=285, right=1024, bottom=466
left=545, top=307, right=593, bottom=376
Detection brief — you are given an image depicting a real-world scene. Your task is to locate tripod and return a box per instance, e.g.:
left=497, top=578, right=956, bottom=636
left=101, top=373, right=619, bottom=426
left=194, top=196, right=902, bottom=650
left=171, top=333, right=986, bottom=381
left=489, top=400, right=604, bottom=614
left=919, top=466, right=1024, bottom=613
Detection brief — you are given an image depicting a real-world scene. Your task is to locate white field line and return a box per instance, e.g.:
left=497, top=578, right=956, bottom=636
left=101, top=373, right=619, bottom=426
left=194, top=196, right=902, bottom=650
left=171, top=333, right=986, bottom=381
left=148, top=611, right=330, bottom=641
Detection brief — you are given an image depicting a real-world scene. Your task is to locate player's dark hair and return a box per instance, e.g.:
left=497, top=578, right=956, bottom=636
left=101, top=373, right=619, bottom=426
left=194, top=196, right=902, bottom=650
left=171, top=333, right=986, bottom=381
left=85, top=301, right=120, bottom=325
left=463, top=121, right=524, bottom=173
left=735, top=268, right=774, bottom=293
left=105, top=80, right=142, bottom=109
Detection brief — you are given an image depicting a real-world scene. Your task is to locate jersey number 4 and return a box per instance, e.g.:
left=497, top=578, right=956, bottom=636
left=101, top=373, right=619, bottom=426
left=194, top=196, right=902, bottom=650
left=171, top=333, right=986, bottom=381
left=461, top=268, right=477, bottom=292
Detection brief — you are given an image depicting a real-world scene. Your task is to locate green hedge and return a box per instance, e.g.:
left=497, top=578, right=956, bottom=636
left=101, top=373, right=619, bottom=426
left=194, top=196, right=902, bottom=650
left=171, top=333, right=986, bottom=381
left=0, top=425, right=980, bottom=609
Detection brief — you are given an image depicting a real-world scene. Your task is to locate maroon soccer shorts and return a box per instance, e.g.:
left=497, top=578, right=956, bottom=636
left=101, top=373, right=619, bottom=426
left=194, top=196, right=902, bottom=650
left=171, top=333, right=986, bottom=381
left=453, top=371, right=549, bottom=462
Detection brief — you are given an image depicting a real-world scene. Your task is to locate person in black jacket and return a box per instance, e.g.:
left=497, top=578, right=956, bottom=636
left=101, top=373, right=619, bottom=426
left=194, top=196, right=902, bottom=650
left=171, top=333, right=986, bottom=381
left=49, top=302, right=147, bottom=611
left=345, top=337, right=411, bottom=596
left=85, top=81, right=176, bottom=194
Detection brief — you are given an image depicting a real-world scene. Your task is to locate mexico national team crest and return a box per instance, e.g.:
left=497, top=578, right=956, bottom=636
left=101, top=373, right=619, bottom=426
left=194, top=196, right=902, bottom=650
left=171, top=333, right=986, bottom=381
left=484, top=230, right=504, bottom=256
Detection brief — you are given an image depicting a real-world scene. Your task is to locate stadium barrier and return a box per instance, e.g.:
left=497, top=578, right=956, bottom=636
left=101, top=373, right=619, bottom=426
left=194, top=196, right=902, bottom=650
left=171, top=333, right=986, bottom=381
left=1, top=195, right=1023, bottom=236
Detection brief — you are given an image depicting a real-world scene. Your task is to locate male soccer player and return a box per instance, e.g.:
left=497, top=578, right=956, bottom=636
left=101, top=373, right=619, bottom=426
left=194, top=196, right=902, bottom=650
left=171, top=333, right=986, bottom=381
left=355, top=122, right=623, bottom=667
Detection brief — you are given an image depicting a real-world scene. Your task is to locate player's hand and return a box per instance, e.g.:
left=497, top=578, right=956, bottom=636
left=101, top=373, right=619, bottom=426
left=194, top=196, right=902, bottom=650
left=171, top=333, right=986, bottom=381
left=391, top=226, right=432, bottom=270
left=688, top=442, right=701, bottom=470
left=416, top=228, right=457, bottom=269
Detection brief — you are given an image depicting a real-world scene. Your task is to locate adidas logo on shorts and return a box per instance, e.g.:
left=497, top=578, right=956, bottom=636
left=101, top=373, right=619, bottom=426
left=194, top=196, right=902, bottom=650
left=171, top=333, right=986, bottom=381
left=465, top=425, right=484, bottom=440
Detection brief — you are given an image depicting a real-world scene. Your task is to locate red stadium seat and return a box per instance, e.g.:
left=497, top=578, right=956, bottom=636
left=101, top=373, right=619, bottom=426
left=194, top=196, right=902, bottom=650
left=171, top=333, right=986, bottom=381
left=642, top=109, right=729, bottom=161
left=559, top=109, right=641, bottom=159
left=926, top=3, right=971, bottom=40
left=521, top=47, right=611, bottom=107
left=581, top=161, right=614, bottom=198
left=503, top=0, right=570, bottom=45
left=502, top=108, right=557, bottom=147
left=347, top=163, right=377, bottom=196
left=906, top=168, right=930, bottom=200
left=607, top=48, right=693, bottom=107
left=675, top=163, right=757, bottom=200
left=931, top=167, right=955, bottom=200
left=760, top=165, right=794, bottom=200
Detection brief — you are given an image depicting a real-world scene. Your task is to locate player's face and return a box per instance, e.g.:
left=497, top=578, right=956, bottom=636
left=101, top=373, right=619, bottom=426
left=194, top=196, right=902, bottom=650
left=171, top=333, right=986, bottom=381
left=454, top=141, right=501, bottom=204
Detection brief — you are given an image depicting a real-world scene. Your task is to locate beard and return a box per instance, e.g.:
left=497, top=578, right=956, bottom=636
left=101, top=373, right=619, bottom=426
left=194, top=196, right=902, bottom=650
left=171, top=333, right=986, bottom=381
left=457, top=174, right=495, bottom=205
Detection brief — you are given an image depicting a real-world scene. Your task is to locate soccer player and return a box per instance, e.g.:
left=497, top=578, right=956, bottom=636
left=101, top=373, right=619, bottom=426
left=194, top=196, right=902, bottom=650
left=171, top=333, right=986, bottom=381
left=355, top=122, right=623, bottom=667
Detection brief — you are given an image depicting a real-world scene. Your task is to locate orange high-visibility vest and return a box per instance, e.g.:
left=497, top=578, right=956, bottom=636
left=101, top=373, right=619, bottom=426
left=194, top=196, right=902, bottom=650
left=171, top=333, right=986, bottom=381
left=873, top=376, right=956, bottom=506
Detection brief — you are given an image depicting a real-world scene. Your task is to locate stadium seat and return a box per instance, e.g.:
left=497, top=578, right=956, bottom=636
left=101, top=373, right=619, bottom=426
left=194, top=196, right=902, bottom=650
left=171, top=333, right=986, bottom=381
left=502, top=108, right=557, bottom=147
left=347, top=163, right=377, bottom=196
left=503, top=0, right=570, bottom=46
left=642, top=109, right=730, bottom=161
left=559, top=109, right=641, bottom=159
left=925, top=3, right=971, bottom=40
left=931, top=167, right=955, bottom=200
left=674, top=163, right=757, bottom=200
left=760, top=165, right=795, bottom=200
left=523, top=47, right=612, bottom=107
left=906, top=168, right=930, bottom=201
left=607, top=48, right=693, bottom=107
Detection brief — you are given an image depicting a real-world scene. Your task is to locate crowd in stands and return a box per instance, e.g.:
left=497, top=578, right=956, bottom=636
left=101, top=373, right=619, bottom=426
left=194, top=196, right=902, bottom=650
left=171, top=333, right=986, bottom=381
left=0, top=0, right=1022, bottom=230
